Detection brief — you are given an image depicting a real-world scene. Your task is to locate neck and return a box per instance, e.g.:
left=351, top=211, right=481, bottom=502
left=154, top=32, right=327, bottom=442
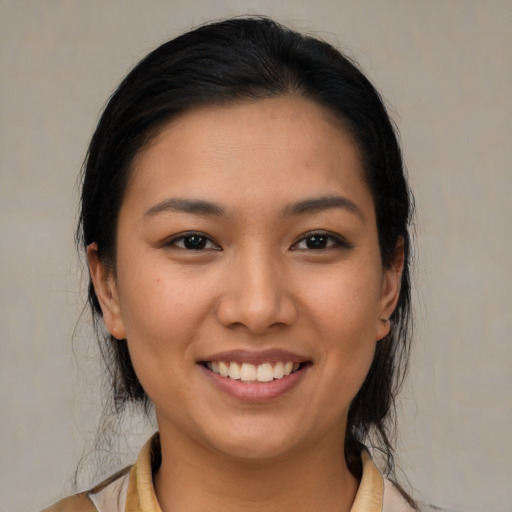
left=154, top=426, right=359, bottom=512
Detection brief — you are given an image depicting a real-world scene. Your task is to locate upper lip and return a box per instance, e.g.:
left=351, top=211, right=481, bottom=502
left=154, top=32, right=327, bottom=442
left=198, top=349, right=310, bottom=366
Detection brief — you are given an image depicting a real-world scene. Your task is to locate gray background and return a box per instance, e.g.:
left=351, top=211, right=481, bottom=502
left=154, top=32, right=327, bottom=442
left=1, top=1, right=511, bottom=511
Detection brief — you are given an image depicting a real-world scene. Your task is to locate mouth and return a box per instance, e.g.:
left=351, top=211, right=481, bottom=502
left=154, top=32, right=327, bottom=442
left=198, top=349, right=312, bottom=401
left=201, top=360, right=309, bottom=382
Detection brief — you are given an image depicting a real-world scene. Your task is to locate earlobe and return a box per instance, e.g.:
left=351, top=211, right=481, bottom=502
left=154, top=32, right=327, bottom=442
left=376, top=238, right=405, bottom=341
left=87, top=243, right=126, bottom=340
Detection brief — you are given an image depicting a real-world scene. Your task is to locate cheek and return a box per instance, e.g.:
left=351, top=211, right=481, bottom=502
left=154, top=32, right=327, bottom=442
left=300, top=264, right=381, bottom=388
left=319, top=315, right=377, bottom=418
left=117, top=264, right=200, bottom=333
left=115, top=265, right=222, bottom=391
left=117, top=273, right=204, bottom=401
left=301, top=262, right=382, bottom=327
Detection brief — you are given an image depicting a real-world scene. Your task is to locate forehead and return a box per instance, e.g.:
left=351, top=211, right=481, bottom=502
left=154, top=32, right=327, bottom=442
left=125, top=96, right=372, bottom=215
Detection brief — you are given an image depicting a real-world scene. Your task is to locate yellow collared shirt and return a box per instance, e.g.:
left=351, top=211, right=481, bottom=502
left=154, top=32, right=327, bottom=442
left=43, top=434, right=415, bottom=512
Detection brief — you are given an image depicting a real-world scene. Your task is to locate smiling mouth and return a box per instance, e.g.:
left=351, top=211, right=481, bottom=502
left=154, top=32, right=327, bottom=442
left=202, top=361, right=309, bottom=382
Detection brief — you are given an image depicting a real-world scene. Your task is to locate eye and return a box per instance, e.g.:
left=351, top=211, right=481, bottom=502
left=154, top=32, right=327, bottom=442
left=292, top=232, right=349, bottom=251
left=167, top=232, right=221, bottom=251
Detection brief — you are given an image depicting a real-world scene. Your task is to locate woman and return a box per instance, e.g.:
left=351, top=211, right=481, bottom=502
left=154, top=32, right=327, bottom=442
left=44, top=16, right=415, bottom=512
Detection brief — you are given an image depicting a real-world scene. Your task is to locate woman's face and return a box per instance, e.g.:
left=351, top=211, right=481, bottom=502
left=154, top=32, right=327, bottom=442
left=90, top=96, right=402, bottom=461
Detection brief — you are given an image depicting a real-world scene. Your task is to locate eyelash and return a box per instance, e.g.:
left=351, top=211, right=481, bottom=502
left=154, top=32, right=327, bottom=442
left=291, top=231, right=351, bottom=251
left=166, top=232, right=221, bottom=251
left=166, top=231, right=350, bottom=252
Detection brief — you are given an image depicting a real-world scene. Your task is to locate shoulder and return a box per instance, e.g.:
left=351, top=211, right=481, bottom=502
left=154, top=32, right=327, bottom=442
left=41, top=466, right=131, bottom=512
left=40, top=492, right=96, bottom=512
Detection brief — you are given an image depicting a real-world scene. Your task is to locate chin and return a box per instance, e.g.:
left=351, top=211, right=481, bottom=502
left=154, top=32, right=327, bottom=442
left=202, top=419, right=309, bottom=463
left=215, top=438, right=297, bottom=463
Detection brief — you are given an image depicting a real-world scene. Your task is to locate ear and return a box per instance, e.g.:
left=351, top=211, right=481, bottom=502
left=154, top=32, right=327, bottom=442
left=87, top=243, right=126, bottom=340
left=376, top=238, right=405, bottom=341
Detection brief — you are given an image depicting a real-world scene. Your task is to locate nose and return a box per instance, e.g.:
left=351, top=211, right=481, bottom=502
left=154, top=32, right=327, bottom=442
left=215, top=248, right=298, bottom=334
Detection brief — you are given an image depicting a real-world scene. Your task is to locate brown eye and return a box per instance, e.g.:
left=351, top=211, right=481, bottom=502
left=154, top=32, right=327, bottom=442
left=183, top=235, right=207, bottom=250
left=168, top=232, right=221, bottom=251
left=304, top=235, right=330, bottom=249
left=293, top=232, right=347, bottom=251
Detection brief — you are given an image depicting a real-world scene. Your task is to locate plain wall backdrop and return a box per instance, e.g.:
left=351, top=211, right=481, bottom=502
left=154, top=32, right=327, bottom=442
left=1, top=1, right=511, bottom=511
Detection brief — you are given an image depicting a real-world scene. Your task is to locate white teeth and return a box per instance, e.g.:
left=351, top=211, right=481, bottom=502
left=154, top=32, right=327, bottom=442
left=274, top=361, right=284, bottom=379
left=218, top=361, right=229, bottom=377
left=256, top=362, right=274, bottom=382
left=228, top=362, right=241, bottom=380
left=240, top=363, right=257, bottom=382
left=208, top=360, right=302, bottom=382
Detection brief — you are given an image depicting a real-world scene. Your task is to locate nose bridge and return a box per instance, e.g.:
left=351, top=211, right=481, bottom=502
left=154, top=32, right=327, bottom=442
left=216, top=242, right=296, bottom=332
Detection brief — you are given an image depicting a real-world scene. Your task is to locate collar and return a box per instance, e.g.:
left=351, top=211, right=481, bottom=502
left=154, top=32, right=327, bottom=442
left=125, top=434, right=162, bottom=512
left=125, top=434, right=383, bottom=512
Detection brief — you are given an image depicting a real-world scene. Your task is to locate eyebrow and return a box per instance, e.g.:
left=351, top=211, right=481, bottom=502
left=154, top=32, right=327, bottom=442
left=144, top=198, right=227, bottom=218
left=144, top=195, right=364, bottom=221
left=282, top=195, right=365, bottom=221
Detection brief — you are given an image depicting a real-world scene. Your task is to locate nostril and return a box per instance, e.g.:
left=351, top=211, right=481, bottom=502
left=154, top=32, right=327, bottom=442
left=214, top=269, right=298, bottom=333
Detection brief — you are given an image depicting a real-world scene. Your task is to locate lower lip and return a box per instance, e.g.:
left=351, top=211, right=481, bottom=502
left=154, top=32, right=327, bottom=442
left=198, top=364, right=308, bottom=402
